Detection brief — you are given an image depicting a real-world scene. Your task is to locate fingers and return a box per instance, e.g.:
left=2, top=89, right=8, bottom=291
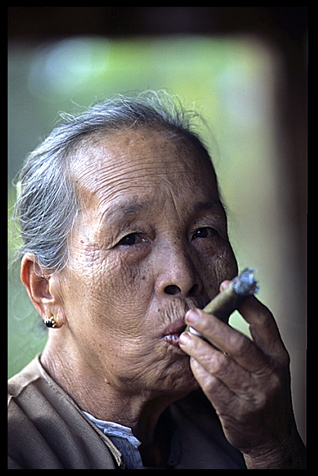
left=181, top=334, right=258, bottom=397
left=219, top=279, right=284, bottom=359
left=178, top=290, right=295, bottom=459
left=181, top=309, right=269, bottom=374
left=238, top=296, right=289, bottom=366
left=184, top=292, right=289, bottom=368
left=188, top=357, right=239, bottom=411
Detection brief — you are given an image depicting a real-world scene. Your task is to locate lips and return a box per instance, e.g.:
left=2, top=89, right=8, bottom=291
left=162, top=318, right=187, bottom=347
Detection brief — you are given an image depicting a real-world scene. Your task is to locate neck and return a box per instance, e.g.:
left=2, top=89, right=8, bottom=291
left=40, top=335, right=186, bottom=449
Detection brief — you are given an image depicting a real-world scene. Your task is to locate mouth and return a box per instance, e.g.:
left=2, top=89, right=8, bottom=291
left=161, top=318, right=187, bottom=347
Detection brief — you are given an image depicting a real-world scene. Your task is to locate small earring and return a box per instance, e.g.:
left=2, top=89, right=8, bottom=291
left=45, top=315, right=57, bottom=328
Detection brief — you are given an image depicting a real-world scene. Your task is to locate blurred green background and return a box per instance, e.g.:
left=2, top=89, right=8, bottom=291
left=8, top=26, right=307, bottom=441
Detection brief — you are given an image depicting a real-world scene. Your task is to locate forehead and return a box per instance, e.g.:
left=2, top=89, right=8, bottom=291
left=72, top=127, right=219, bottom=210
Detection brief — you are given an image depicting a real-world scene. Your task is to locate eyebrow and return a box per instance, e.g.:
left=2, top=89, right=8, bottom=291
left=102, top=197, right=223, bottom=226
left=102, top=200, right=152, bottom=225
left=194, top=199, right=223, bottom=212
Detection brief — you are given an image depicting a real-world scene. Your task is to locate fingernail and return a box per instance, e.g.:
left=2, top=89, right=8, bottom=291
left=220, top=280, right=230, bottom=291
left=179, top=333, right=189, bottom=345
left=186, top=310, right=199, bottom=325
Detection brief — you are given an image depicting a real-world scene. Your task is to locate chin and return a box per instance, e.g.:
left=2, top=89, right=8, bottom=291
left=120, top=343, right=198, bottom=398
left=154, top=353, right=199, bottom=397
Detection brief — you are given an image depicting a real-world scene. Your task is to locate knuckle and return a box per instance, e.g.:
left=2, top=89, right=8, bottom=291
left=268, top=346, right=291, bottom=372
left=249, top=391, right=267, bottom=411
left=278, top=348, right=290, bottom=368
left=204, top=375, right=221, bottom=396
left=207, top=352, right=232, bottom=377
left=229, top=332, right=251, bottom=359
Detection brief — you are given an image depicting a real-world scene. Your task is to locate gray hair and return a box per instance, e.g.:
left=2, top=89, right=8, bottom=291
left=14, top=90, right=214, bottom=273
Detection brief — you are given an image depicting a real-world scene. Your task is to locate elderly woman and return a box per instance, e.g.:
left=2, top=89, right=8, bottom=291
left=8, top=92, right=305, bottom=469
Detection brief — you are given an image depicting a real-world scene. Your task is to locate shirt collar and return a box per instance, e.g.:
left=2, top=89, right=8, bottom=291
left=83, top=411, right=143, bottom=469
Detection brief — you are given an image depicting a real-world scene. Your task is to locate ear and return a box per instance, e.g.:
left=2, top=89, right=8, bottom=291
left=20, top=253, right=63, bottom=325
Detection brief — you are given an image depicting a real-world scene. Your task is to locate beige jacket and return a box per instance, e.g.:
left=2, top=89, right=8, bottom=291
left=8, top=356, right=246, bottom=469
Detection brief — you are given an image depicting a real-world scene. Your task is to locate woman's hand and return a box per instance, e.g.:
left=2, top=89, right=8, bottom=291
left=179, top=287, right=306, bottom=469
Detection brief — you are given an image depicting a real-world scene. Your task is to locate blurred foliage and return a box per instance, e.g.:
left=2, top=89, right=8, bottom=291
left=8, top=35, right=281, bottom=377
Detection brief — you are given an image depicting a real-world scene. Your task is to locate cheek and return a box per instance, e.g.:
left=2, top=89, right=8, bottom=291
left=101, top=257, right=151, bottom=318
left=199, top=241, right=238, bottom=296
left=71, top=245, right=153, bottom=334
left=215, top=242, right=238, bottom=280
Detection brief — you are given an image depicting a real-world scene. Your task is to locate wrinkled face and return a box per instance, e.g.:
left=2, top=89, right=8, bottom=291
left=59, top=127, right=237, bottom=398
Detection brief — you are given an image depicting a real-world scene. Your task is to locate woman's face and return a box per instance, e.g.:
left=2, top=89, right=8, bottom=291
left=57, top=128, right=237, bottom=399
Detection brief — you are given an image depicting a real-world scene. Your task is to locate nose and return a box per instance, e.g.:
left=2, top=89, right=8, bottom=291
left=155, top=241, right=202, bottom=298
left=164, top=283, right=199, bottom=296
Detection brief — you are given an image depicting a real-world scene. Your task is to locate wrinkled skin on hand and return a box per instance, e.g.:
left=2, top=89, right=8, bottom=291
left=179, top=283, right=306, bottom=469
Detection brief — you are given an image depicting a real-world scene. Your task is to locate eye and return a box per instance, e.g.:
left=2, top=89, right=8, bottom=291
left=117, top=233, right=144, bottom=246
left=192, top=227, right=217, bottom=240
